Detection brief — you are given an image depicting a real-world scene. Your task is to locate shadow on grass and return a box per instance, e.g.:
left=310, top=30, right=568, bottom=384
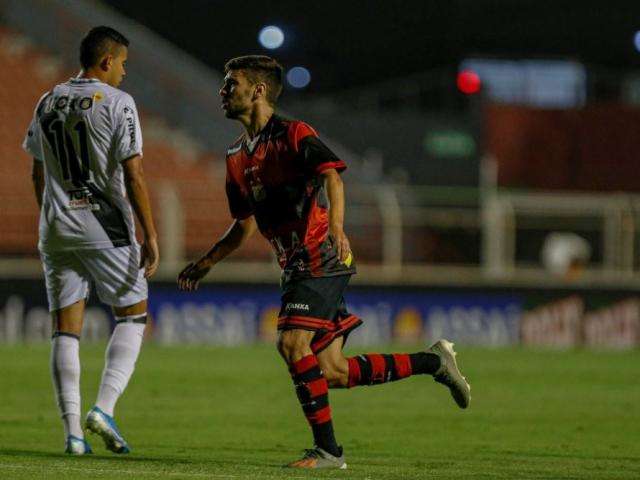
left=0, top=448, right=282, bottom=470
left=0, top=448, right=189, bottom=464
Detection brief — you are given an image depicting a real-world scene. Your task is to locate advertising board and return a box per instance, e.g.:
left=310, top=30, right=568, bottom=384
left=0, top=279, right=636, bottom=349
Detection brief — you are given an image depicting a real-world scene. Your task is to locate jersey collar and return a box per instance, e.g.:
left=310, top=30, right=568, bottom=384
left=69, top=77, right=102, bottom=84
left=242, top=114, right=277, bottom=154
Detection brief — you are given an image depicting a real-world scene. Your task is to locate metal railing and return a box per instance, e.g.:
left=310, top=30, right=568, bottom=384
left=148, top=175, right=640, bottom=289
left=4, top=177, right=640, bottom=289
left=480, top=156, right=640, bottom=281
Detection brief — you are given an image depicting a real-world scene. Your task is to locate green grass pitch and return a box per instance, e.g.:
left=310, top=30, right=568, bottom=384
left=0, top=343, right=638, bottom=479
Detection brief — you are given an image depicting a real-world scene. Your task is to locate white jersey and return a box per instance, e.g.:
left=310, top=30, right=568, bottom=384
left=23, top=77, right=143, bottom=252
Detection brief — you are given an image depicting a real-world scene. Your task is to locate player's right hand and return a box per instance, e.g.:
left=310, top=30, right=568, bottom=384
left=140, top=236, right=160, bottom=278
left=177, top=258, right=212, bottom=291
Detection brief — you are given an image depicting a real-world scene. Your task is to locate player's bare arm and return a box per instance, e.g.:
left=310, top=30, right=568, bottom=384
left=123, top=154, right=159, bottom=278
left=178, top=216, right=257, bottom=291
left=31, top=159, right=44, bottom=209
left=323, top=168, right=350, bottom=262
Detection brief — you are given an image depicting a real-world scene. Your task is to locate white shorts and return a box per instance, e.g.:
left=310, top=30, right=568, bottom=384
left=40, top=245, right=148, bottom=312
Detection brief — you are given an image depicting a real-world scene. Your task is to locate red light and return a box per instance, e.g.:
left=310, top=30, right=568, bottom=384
left=457, top=70, right=481, bottom=95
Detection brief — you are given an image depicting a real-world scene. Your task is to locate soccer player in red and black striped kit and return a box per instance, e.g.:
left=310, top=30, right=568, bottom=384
left=178, top=55, right=471, bottom=469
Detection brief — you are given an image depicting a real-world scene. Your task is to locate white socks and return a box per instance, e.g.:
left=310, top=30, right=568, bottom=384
left=95, top=319, right=146, bottom=416
left=51, top=315, right=145, bottom=442
left=50, top=334, right=83, bottom=438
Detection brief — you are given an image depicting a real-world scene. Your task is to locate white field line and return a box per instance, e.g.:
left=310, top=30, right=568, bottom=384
left=0, top=463, right=311, bottom=479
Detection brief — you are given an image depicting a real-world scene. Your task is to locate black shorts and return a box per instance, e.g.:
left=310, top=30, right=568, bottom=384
left=277, top=274, right=362, bottom=353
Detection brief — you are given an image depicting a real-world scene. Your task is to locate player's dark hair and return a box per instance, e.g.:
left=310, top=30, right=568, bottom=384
left=80, top=26, right=129, bottom=70
left=224, top=55, right=283, bottom=105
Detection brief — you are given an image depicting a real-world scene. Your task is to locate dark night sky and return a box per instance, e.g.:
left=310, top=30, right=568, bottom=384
left=103, top=0, right=640, bottom=93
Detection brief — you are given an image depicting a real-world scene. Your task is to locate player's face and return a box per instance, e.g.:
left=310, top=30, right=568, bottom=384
left=219, top=71, right=254, bottom=119
left=106, top=46, right=128, bottom=88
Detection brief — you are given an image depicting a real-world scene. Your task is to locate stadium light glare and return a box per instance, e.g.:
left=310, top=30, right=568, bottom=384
left=258, top=26, right=284, bottom=49
left=457, top=69, right=481, bottom=95
left=634, top=31, right=640, bottom=53
left=287, top=66, right=311, bottom=89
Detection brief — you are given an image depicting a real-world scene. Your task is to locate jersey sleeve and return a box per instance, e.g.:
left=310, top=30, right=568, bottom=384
left=112, top=93, right=143, bottom=162
left=22, top=117, right=43, bottom=161
left=289, top=121, right=347, bottom=175
left=22, top=93, right=49, bottom=161
left=225, top=169, right=254, bottom=220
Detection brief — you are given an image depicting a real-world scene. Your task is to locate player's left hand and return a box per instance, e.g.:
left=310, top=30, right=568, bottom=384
left=140, top=235, right=160, bottom=278
left=177, top=257, right=212, bottom=291
left=330, top=227, right=351, bottom=264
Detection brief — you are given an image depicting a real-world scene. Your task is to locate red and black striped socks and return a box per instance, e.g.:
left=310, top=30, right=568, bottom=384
left=289, top=352, right=440, bottom=454
left=290, top=355, right=341, bottom=457
left=347, top=352, right=440, bottom=387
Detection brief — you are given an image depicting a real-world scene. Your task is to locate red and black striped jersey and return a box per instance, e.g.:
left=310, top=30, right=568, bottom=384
left=225, top=114, right=355, bottom=279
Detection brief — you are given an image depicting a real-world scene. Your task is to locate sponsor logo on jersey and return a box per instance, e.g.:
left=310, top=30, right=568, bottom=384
left=286, top=302, right=310, bottom=312
left=124, top=108, right=137, bottom=146
left=46, top=95, right=94, bottom=112
left=67, top=188, right=100, bottom=211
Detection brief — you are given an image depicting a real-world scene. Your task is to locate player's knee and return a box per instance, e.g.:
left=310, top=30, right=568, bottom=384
left=113, top=299, right=147, bottom=317
left=277, top=330, right=312, bottom=365
left=51, top=303, right=84, bottom=337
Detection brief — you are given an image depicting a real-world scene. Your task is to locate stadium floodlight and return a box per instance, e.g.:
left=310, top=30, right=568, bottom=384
left=258, top=26, right=285, bottom=49
left=634, top=31, right=640, bottom=53
left=287, top=66, right=311, bottom=88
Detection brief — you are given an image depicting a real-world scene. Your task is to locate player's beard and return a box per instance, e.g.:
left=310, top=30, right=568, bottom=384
left=224, top=107, right=239, bottom=119
left=223, top=92, right=252, bottom=119
left=223, top=103, right=247, bottom=119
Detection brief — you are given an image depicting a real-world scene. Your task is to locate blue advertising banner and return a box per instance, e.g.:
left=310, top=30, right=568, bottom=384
left=3, top=279, right=634, bottom=348
left=149, top=285, right=522, bottom=346
left=149, top=286, right=281, bottom=345
left=0, top=279, right=112, bottom=342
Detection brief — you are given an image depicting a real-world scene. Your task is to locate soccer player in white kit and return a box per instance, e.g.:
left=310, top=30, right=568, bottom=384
left=23, top=26, right=159, bottom=455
